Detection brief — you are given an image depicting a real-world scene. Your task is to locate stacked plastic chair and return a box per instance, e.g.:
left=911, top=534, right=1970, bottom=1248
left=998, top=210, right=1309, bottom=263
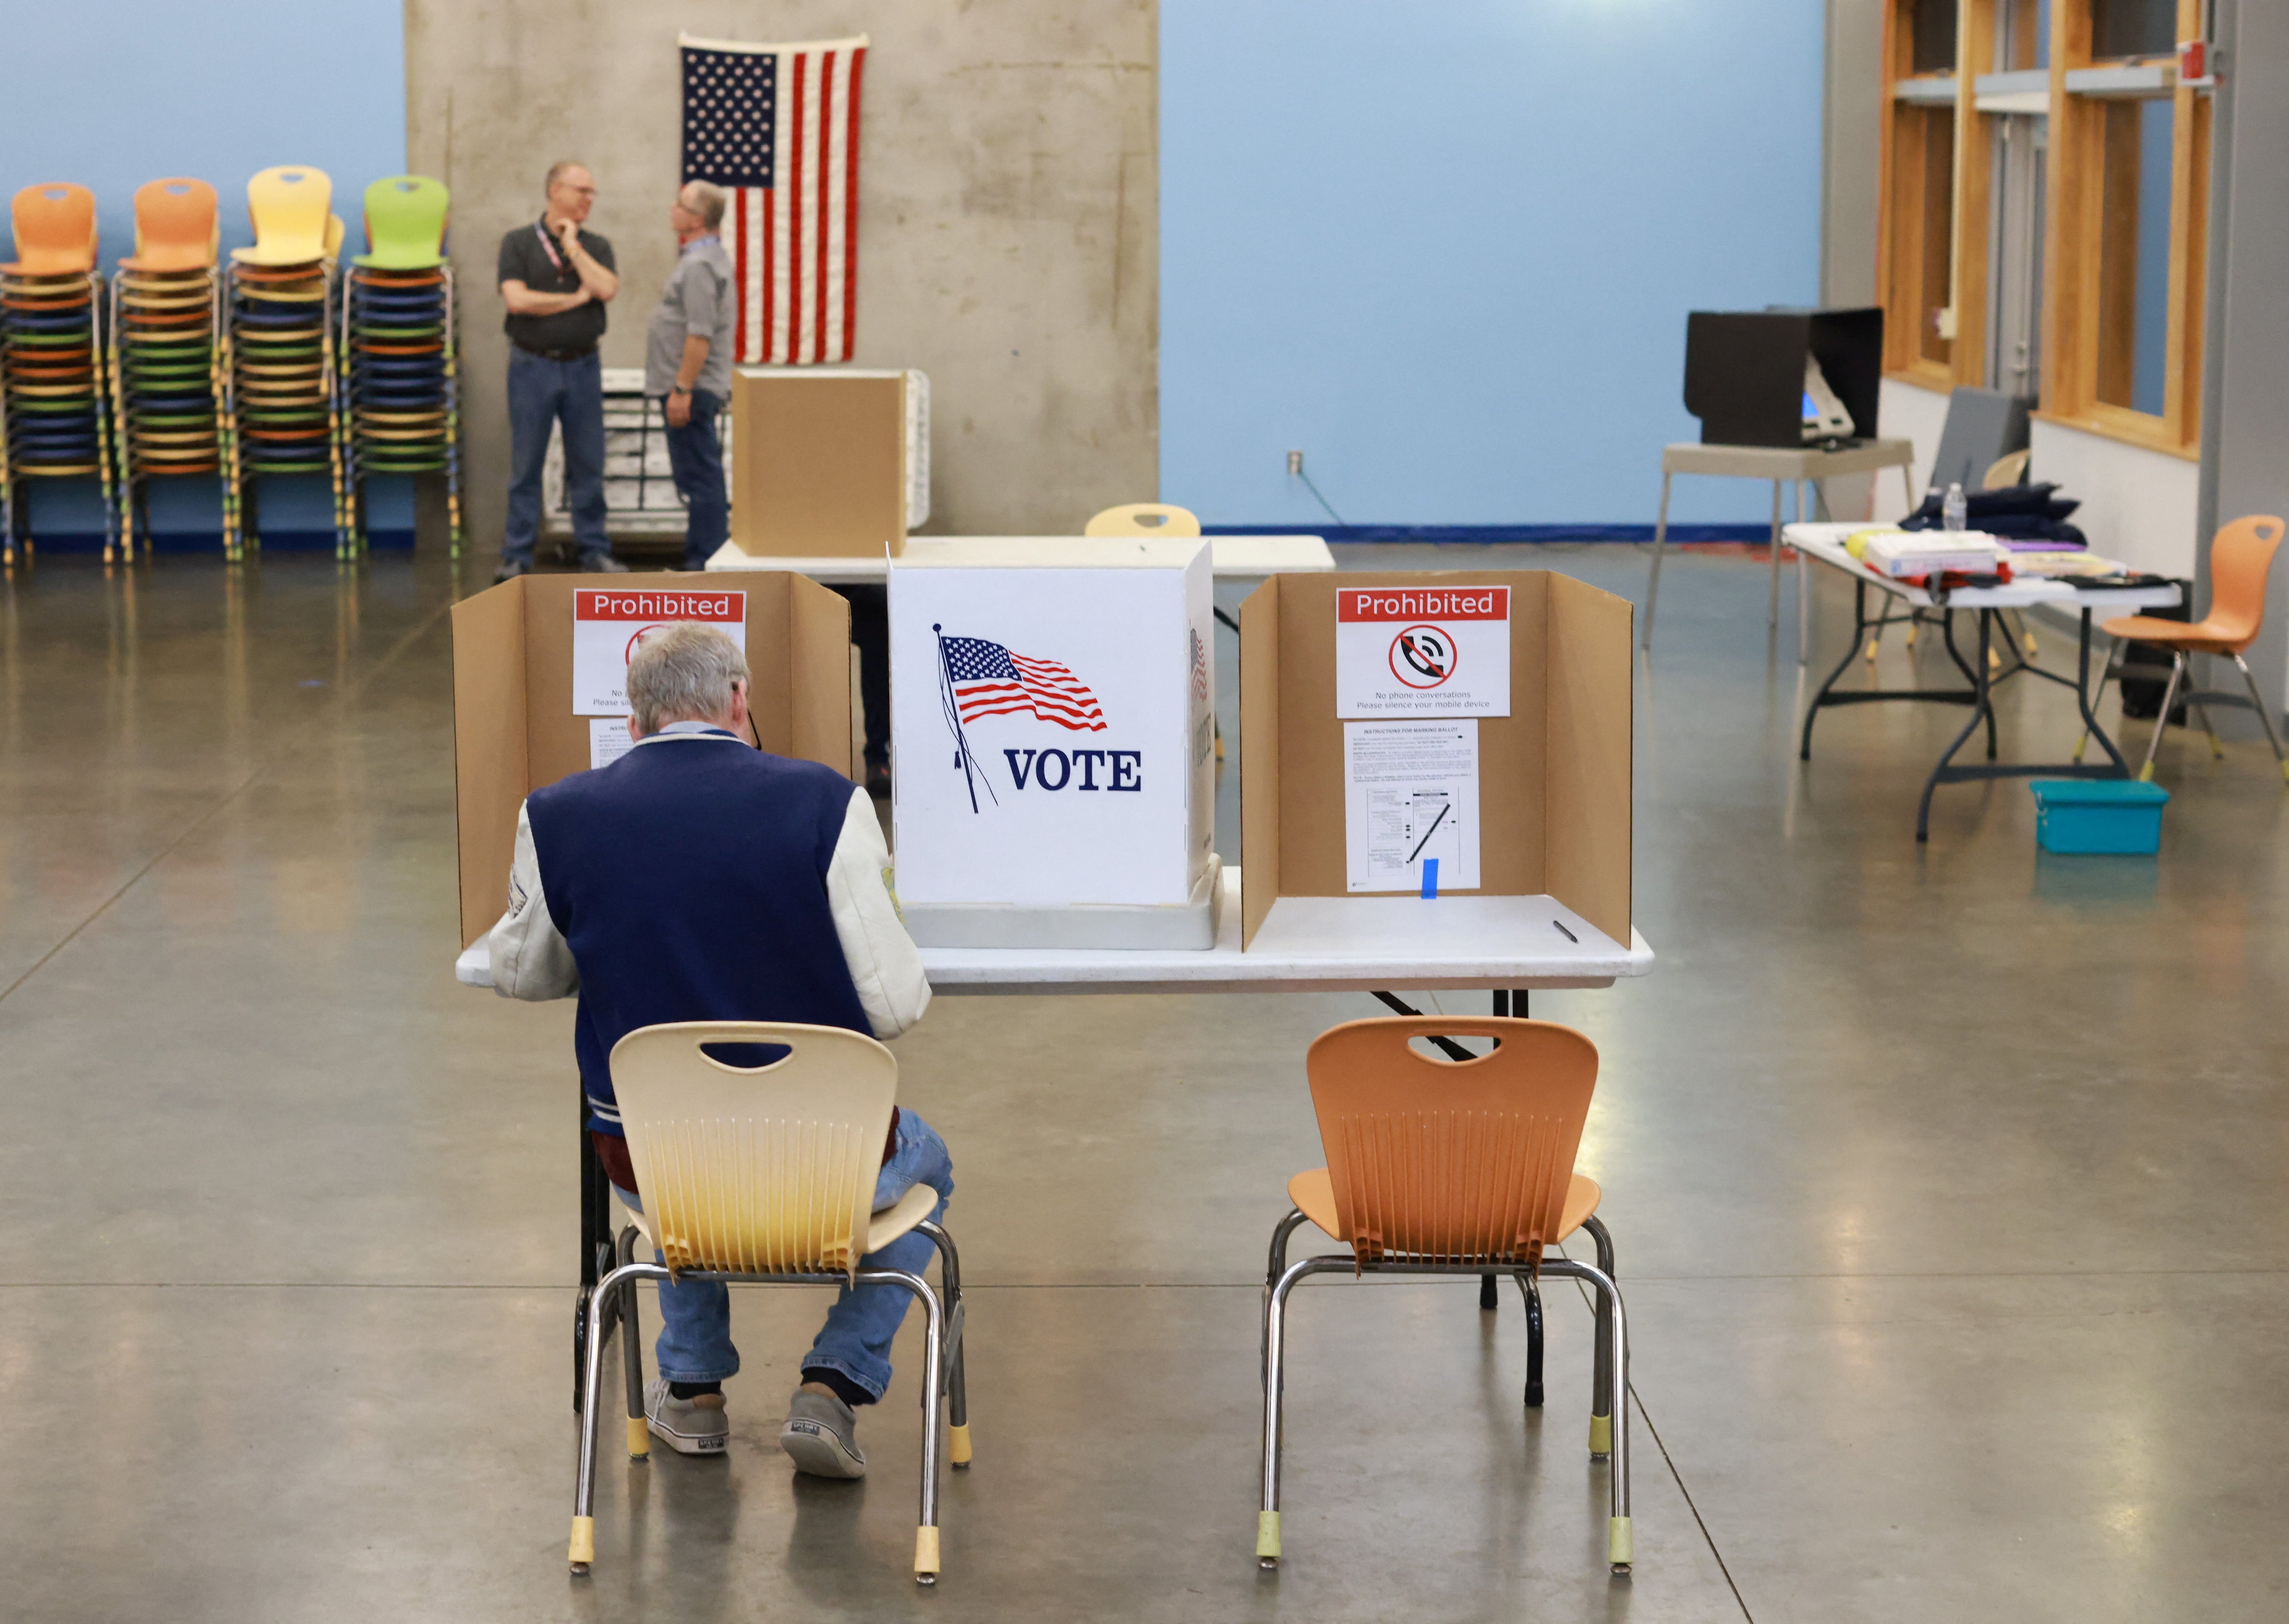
left=341, top=176, right=460, bottom=554
left=109, top=179, right=239, bottom=559
left=1, top=184, right=117, bottom=566
left=227, top=166, right=347, bottom=556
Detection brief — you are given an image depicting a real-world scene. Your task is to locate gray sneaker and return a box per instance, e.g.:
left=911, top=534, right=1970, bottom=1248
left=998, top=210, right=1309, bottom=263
left=581, top=553, right=632, bottom=573
left=644, top=1378, right=729, bottom=1456
left=780, top=1388, right=867, bottom=1478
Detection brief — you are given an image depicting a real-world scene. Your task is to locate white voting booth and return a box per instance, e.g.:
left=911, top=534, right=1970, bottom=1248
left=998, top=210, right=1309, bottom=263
left=889, top=538, right=1218, bottom=949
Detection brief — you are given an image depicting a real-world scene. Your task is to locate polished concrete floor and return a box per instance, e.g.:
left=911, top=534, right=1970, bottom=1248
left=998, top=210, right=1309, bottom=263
left=3, top=541, right=2286, bottom=1621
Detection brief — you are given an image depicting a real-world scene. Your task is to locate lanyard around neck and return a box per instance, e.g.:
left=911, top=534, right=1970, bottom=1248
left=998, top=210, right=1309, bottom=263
left=536, top=220, right=567, bottom=274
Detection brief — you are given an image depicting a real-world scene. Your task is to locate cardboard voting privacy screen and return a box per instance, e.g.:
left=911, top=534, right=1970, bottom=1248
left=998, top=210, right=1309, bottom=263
left=888, top=539, right=1217, bottom=947
left=1240, top=570, right=1632, bottom=949
left=728, top=368, right=926, bottom=558
left=450, top=570, right=852, bottom=947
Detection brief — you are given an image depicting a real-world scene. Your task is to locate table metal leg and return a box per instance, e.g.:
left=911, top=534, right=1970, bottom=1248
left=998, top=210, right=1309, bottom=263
left=1767, top=481, right=1784, bottom=628
left=1802, top=579, right=1872, bottom=759
left=1919, top=610, right=1998, bottom=840
left=1794, top=482, right=1809, bottom=662
left=1899, top=461, right=1919, bottom=515
left=2073, top=611, right=2132, bottom=775
left=1937, top=611, right=1998, bottom=760
left=1642, top=471, right=1673, bottom=650
left=1801, top=578, right=1979, bottom=763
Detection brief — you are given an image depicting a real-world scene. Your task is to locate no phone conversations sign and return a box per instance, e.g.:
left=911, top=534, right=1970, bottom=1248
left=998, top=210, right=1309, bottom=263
left=571, top=588, right=746, bottom=715
left=1334, top=585, right=1510, bottom=718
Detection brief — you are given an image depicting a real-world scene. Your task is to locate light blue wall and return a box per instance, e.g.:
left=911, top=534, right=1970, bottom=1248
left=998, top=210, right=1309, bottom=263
left=1161, top=0, right=1829, bottom=528
left=1, top=0, right=408, bottom=540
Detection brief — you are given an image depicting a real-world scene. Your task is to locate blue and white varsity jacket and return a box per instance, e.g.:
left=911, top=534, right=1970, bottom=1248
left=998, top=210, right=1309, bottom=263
left=483, top=722, right=931, bottom=1135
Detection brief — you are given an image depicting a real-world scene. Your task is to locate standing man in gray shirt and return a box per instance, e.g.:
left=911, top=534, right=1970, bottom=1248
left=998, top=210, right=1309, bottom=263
left=647, top=181, right=737, bottom=571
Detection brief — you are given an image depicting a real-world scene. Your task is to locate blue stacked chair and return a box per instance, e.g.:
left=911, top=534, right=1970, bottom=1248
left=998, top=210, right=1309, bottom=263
left=340, top=175, right=460, bottom=553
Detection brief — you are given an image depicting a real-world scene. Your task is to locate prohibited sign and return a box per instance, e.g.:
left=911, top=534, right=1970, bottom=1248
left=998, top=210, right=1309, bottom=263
left=1334, top=585, right=1510, bottom=718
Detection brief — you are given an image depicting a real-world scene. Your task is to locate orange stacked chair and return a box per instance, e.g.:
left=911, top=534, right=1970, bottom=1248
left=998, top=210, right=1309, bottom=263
left=111, top=179, right=239, bottom=559
left=1, top=183, right=117, bottom=565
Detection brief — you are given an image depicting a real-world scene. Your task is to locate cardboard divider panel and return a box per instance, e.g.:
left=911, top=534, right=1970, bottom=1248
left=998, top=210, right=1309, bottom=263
left=729, top=369, right=909, bottom=558
left=450, top=570, right=851, bottom=946
left=1238, top=570, right=1632, bottom=949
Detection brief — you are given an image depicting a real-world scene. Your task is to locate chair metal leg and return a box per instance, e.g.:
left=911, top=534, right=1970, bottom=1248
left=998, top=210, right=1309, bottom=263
left=616, top=1225, right=648, bottom=1461
left=2231, top=653, right=2289, bottom=782
left=1514, top=1275, right=1545, bottom=1407
left=1581, top=1216, right=1616, bottom=1447
left=2140, top=653, right=2186, bottom=782
left=1264, top=1208, right=1310, bottom=1386
left=1545, top=1257, right=1632, bottom=1574
left=915, top=1219, right=970, bottom=1467
left=852, top=1267, right=948, bottom=1584
left=571, top=1259, right=672, bottom=1575
left=2075, top=637, right=2125, bottom=762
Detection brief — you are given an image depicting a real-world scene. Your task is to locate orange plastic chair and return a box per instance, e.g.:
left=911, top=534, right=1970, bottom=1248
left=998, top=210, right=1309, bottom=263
left=1258, top=1016, right=1632, bottom=1575
left=120, top=179, right=218, bottom=273
left=3, top=183, right=97, bottom=276
left=1083, top=502, right=1201, bottom=538
left=2081, top=515, right=2288, bottom=782
left=231, top=166, right=333, bottom=266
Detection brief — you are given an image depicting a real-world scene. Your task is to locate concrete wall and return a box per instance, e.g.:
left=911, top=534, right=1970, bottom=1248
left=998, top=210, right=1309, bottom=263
left=2201, top=0, right=2289, bottom=727
left=404, top=0, right=1157, bottom=553
left=1159, top=0, right=1827, bottom=529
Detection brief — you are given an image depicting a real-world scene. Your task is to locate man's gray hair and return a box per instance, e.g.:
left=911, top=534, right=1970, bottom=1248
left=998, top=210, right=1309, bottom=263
left=544, top=160, right=588, bottom=195
left=681, top=180, right=727, bottom=230
left=626, top=622, right=750, bottom=734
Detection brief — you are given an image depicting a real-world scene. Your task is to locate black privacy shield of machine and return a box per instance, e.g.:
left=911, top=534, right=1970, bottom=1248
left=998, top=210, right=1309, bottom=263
left=1683, top=307, right=1883, bottom=449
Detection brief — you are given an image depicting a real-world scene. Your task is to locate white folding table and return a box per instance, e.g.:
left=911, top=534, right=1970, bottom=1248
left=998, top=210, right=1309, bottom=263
left=703, top=534, right=1338, bottom=585
left=1786, top=521, right=2182, bottom=840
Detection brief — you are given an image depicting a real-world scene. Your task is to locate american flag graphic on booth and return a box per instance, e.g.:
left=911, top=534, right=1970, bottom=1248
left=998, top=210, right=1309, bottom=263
left=942, top=637, right=1108, bottom=732
left=679, top=32, right=866, bottom=364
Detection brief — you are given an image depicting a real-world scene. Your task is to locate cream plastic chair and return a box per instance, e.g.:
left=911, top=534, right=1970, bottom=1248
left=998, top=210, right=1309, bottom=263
left=1258, top=1016, right=1632, bottom=1574
left=1083, top=501, right=1200, bottom=538
left=568, top=1021, right=969, bottom=1585
left=1982, top=448, right=2031, bottom=489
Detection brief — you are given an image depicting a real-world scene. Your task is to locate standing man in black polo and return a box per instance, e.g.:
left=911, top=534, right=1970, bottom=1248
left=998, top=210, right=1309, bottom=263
left=495, top=161, right=629, bottom=581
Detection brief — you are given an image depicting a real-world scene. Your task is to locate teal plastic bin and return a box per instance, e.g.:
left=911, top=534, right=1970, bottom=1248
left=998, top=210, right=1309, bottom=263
left=2030, top=779, right=2168, bottom=854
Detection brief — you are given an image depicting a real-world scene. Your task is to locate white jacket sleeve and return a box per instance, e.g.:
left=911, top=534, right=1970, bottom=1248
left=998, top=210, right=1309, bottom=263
left=485, top=801, right=581, bottom=1002
left=825, top=786, right=932, bottom=1039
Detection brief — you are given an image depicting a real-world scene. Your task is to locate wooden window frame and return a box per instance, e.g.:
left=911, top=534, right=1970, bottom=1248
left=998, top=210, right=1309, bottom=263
left=2039, top=0, right=2206, bottom=457
left=1875, top=0, right=2208, bottom=460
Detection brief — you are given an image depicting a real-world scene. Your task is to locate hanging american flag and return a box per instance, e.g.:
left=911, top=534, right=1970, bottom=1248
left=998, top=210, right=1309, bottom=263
left=941, top=636, right=1108, bottom=732
left=679, top=32, right=866, bottom=364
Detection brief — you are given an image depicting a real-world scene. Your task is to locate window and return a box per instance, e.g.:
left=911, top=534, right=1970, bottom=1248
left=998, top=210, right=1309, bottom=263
left=1877, top=0, right=2209, bottom=454
left=2094, top=97, right=2172, bottom=414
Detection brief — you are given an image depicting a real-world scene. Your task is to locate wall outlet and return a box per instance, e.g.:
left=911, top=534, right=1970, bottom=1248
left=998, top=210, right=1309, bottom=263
left=1286, top=449, right=1304, bottom=476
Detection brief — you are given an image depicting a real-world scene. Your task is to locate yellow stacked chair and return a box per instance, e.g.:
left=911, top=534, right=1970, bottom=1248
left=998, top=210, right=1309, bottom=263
left=227, top=166, right=348, bottom=555
left=110, top=178, right=239, bottom=559
left=1, top=183, right=118, bottom=566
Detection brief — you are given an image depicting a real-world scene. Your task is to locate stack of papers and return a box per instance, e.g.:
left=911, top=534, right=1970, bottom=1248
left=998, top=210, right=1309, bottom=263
left=1852, top=530, right=2007, bottom=578
left=2009, top=551, right=2128, bottom=578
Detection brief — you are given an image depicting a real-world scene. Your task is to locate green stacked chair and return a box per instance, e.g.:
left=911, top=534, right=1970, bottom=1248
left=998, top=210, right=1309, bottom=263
left=2, top=183, right=118, bottom=566
left=110, top=178, right=238, bottom=559
left=341, top=175, right=460, bottom=553
left=227, top=166, right=348, bottom=556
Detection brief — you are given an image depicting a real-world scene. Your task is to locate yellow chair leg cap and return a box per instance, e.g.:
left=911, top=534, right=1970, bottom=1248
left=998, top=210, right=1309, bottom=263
left=1589, top=1414, right=1613, bottom=1457
left=2137, top=764, right=2157, bottom=783
left=627, top=1417, right=651, bottom=1459
left=568, top=1515, right=595, bottom=1570
left=1257, top=1510, right=1282, bottom=1561
left=1609, top=1516, right=1634, bottom=1570
left=914, top=1525, right=940, bottom=1580
left=948, top=1422, right=973, bottom=1466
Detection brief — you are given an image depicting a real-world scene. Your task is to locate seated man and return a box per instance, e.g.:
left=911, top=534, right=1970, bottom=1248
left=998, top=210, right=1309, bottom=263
left=485, top=622, right=941, bottom=1476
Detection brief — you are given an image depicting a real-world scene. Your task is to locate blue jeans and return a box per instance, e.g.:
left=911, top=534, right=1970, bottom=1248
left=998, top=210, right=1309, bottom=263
left=503, top=348, right=608, bottom=566
left=611, top=1110, right=954, bottom=1400
left=663, top=388, right=727, bottom=571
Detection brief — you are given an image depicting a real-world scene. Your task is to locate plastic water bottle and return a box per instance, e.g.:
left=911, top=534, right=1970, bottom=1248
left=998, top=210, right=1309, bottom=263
left=1943, top=482, right=1967, bottom=532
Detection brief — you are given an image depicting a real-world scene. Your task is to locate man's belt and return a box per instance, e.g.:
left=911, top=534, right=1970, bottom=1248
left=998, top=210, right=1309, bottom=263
left=513, top=340, right=597, bottom=362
